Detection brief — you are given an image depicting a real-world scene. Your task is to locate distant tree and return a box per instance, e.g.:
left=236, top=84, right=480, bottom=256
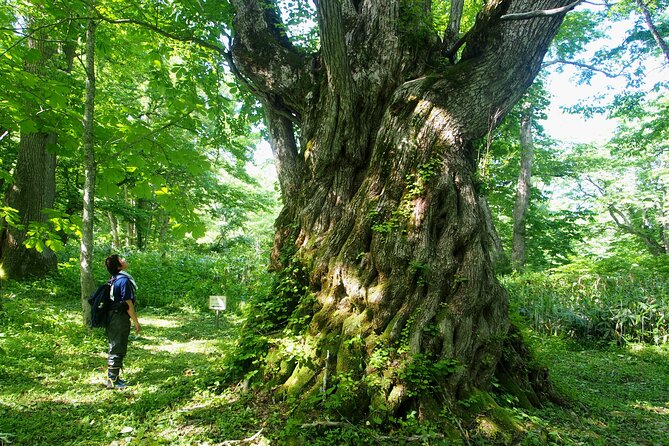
left=574, top=94, right=669, bottom=257
left=511, top=107, right=534, bottom=272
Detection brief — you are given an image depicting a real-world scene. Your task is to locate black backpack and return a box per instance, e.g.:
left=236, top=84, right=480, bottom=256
left=87, top=279, right=114, bottom=328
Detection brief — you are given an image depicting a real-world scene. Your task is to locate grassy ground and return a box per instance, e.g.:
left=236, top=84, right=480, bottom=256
left=1, top=286, right=668, bottom=445
left=514, top=332, right=669, bottom=446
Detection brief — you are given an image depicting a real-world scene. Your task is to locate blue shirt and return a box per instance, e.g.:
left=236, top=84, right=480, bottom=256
left=111, top=272, right=136, bottom=304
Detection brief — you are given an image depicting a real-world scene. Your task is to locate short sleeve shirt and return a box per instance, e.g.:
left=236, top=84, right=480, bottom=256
left=111, top=273, right=136, bottom=304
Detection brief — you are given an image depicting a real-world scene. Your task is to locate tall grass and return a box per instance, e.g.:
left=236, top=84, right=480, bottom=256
left=504, top=256, right=669, bottom=345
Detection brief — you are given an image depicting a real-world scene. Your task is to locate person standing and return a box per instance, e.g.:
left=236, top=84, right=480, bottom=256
left=104, top=254, right=140, bottom=389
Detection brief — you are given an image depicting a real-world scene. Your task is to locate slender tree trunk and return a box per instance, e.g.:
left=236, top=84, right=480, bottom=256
left=443, top=0, right=465, bottom=51
left=0, top=26, right=57, bottom=279
left=159, top=213, right=170, bottom=244
left=232, top=0, right=568, bottom=422
left=124, top=187, right=134, bottom=247
left=135, top=198, right=152, bottom=250
left=80, top=8, right=97, bottom=324
left=109, top=211, right=121, bottom=251
left=512, top=111, right=534, bottom=272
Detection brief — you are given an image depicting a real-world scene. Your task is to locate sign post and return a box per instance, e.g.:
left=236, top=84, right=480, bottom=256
left=209, top=295, right=227, bottom=328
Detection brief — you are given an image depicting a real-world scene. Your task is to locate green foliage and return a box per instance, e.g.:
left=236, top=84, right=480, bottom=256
left=401, top=355, right=460, bottom=397
left=2, top=250, right=669, bottom=445
left=550, top=9, right=606, bottom=63
left=23, top=209, right=81, bottom=253
left=276, top=0, right=319, bottom=52
left=1, top=0, right=269, bottom=255
left=517, top=334, right=669, bottom=446
left=398, top=0, right=434, bottom=45
left=0, top=278, right=256, bottom=446
left=219, top=254, right=315, bottom=383
left=505, top=255, right=669, bottom=345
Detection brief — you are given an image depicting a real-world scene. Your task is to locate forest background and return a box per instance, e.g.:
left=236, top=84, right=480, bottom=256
left=1, top=0, right=668, bottom=445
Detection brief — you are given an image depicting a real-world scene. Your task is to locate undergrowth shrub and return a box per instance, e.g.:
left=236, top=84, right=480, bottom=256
left=51, top=241, right=273, bottom=312
left=505, top=255, right=669, bottom=345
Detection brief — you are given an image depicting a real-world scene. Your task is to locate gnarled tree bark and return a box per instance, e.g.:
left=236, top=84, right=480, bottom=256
left=231, top=0, right=569, bottom=422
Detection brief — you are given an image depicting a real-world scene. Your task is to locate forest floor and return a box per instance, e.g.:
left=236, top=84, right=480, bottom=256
left=1, top=288, right=668, bottom=445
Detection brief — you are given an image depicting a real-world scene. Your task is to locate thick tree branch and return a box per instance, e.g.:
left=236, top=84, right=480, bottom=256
left=437, top=0, right=574, bottom=140
left=263, top=104, right=305, bottom=198
left=443, top=31, right=469, bottom=63
left=501, top=0, right=583, bottom=20
left=230, top=0, right=313, bottom=120
left=314, top=0, right=355, bottom=113
left=636, top=0, right=669, bottom=64
left=587, top=176, right=665, bottom=255
left=608, top=204, right=664, bottom=255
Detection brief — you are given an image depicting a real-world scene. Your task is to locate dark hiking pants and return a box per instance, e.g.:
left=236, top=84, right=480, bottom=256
left=106, top=307, right=130, bottom=369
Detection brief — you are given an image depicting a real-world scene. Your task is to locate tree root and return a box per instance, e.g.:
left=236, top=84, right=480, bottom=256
left=217, top=428, right=263, bottom=445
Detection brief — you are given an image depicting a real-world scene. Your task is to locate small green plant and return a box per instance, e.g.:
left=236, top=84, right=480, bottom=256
left=409, top=260, right=429, bottom=286
left=401, top=355, right=460, bottom=397
left=370, top=158, right=443, bottom=237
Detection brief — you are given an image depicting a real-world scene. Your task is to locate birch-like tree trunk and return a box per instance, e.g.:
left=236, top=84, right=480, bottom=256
left=231, top=0, right=569, bottom=420
left=109, top=211, right=121, bottom=251
left=80, top=6, right=97, bottom=324
left=512, top=111, right=534, bottom=272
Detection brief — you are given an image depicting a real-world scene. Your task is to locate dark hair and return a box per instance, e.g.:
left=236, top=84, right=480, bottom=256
left=105, top=255, right=122, bottom=276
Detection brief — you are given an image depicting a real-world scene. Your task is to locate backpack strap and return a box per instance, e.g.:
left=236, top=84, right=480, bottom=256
left=108, top=276, right=117, bottom=302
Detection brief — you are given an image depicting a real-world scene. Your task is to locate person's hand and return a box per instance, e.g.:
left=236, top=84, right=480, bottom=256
left=134, top=322, right=141, bottom=335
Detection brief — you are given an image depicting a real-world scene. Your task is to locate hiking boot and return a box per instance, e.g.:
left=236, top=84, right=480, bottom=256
left=106, top=367, right=126, bottom=389
left=106, top=376, right=127, bottom=389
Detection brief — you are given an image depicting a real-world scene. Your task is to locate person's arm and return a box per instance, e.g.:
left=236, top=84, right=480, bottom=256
left=126, top=299, right=141, bottom=335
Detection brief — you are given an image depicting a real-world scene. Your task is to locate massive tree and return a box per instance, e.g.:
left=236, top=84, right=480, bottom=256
left=231, top=0, right=571, bottom=420
left=1, top=20, right=59, bottom=278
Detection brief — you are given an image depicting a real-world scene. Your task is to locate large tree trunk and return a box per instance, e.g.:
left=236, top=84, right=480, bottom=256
left=231, top=0, right=569, bottom=422
left=0, top=24, right=57, bottom=279
left=512, top=111, right=534, bottom=272
left=1, top=133, right=58, bottom=278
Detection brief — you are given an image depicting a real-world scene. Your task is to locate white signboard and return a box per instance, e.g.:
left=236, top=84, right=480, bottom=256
left=209, top=295, right=227, bottom=311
